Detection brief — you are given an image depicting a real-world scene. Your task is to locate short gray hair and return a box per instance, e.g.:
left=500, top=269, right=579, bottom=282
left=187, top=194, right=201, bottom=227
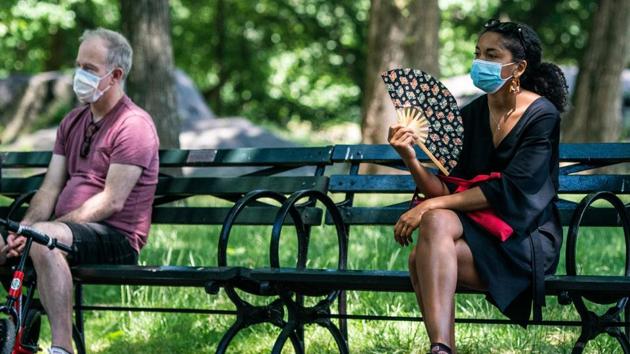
left=80, top=28, right=133, bottom=80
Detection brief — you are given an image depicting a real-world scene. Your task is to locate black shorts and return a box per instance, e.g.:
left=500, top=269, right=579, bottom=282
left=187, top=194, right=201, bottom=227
left=64, top=222, right=138, bottom=266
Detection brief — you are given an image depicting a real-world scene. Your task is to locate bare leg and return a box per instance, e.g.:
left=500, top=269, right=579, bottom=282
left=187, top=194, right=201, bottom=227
left=0, top=236, right=7, bottom=265
left=449, top=299, right=455, bottom=352
left=411, top=209, right=486, bottom=353
left=455, top=239, right=485, bottom=291
left=28, top=222, right=75, bottom=353
left=408, top=247, right=425, bottom=314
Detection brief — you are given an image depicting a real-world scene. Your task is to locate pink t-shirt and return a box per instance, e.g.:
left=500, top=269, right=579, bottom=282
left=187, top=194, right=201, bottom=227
left=53, top=95, right=159, bottom=252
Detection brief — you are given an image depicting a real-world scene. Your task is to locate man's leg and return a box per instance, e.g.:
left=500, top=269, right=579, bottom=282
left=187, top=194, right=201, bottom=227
left=28, top=221, right=74, bottom=353
left=0, top=237, right=7, bottom=265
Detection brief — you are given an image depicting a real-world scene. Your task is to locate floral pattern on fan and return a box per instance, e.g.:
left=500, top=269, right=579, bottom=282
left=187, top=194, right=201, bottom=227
left=381, top=68, right=464, bottom=175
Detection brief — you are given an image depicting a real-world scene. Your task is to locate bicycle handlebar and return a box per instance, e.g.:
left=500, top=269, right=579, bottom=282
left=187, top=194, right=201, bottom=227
left=0, top=218, right=74, bottom=254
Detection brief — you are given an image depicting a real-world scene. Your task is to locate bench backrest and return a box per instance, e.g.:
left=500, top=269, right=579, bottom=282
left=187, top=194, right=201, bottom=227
left=0, top=147, right=333, bottom=226
left=2, top=143, right=628, bottom=228
left=327, top=144, right=630, bottom=227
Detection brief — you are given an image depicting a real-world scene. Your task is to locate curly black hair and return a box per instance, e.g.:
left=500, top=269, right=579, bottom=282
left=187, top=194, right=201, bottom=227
left=482, top=21, right=569, bottom=112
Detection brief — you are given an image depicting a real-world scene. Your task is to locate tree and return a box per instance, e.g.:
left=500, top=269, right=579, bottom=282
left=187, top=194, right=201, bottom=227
left=121, top=0, right=180, bottom=148
left=360, top=0, right=440, bottom=151
left=561, top=0, right=630, bottom=142
left=2, top=0, right=621, bottom=144
left=168, top=0, right=368, bottom=127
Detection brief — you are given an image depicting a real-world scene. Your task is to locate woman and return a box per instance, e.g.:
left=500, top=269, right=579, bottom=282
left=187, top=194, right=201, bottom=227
left=388, top=20, right=568, bottom=354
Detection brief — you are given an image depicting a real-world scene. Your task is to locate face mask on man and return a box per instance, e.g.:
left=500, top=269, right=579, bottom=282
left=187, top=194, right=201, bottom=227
left=470, top=59, right=515, bottom=94
left=73, top=68, right=113, bottom=103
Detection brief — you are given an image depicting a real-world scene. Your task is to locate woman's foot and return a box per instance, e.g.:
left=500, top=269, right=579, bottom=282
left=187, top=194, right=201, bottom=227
left=430, top=342, right=452, bottom=354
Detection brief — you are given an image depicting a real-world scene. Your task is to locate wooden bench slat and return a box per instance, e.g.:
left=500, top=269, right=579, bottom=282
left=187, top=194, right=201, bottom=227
left=558, top=143, right=630, bottom=161
left=0, top=206, right=324, bottom=226
left=151, top=206, right=323, bottom=225
left=328, top=205, right=628, bottom=226
left=0, top=147, right=333, bottom=169
left=331, top=144, right=427, bottom=163
left=70, top=265, right=241, bottom=286
left=0, top=176, right=329, bottom=197
left=0, top=151, right=53, bottom=168
left=328, top=175, right=630, bottom=194
left=157, top=147, right=334, bottom=167
left=155, top=176, right=328, bottom=195
left=0, top=176, right=44, bottom=195
left=248, top=268, right=414, bottom=293
left=248, top=268, right=630, bottom=298
left=544, top=275, right=630, bottom=295
left=331, top=144, right=630, bottom=163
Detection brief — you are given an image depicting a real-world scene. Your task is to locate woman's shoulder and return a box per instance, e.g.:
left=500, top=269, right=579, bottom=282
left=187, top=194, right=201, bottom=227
left=519, top=96, right=561, bottom=136
left=524, top=95, right=560, bottom=120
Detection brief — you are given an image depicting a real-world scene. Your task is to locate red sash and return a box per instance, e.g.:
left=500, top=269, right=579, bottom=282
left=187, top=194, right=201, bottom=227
left=410, top=172, right=514, bottom=242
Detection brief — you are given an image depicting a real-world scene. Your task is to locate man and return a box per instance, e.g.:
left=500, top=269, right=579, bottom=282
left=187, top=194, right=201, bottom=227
left=1, top=28, right=159, bottom=354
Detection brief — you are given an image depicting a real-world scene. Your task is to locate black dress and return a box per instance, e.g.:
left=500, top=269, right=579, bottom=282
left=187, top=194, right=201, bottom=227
left=449, top=95, right=563, bottom=326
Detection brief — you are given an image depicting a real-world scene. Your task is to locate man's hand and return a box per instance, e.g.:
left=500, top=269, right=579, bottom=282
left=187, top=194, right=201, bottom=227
left=388, top=124, right=418, bottom=162
left=6, top=232, right=26, bottom=258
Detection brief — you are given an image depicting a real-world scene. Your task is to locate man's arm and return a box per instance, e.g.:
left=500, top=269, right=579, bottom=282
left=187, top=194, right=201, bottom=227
left=55, top=163, right=143, bottom=223
left=5, top=154, right=68, bottom=257
left=22, top=154, right=68, bottom=225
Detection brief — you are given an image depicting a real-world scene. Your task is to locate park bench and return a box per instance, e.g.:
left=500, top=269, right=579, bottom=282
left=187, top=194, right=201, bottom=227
left=0, top=146, right=336, bottom=353
left=2, top=143, right=630, bottom=353
left=246, top=143, right=630, bottom=354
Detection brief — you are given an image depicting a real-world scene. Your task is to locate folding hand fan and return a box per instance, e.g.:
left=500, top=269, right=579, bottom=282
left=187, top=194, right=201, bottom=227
left=381, top=68, right=464, bottom=175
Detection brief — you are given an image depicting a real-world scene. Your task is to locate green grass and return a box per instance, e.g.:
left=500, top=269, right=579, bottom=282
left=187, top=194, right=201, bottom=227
left=30, top=218, right=629, bottom=353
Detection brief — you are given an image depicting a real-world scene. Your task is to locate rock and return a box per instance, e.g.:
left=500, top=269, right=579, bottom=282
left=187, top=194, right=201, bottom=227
left=0, top=72, right=74, bottom=144
left=174, top=69, right=216, bottom=131
left=180, top=117, right=294, bottom=149
left=0, top=69, right=294, bottom=152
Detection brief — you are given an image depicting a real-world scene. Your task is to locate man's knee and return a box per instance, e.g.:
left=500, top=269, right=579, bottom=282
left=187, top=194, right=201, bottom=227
left=29, top=222, right=73, bottom=248
left=30, top=221, right=57, bottom=235
left=29, top=242, right=54, bottom=264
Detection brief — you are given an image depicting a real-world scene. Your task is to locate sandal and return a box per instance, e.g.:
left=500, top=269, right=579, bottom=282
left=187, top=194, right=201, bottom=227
left=429, top=342, right=452, bottom=354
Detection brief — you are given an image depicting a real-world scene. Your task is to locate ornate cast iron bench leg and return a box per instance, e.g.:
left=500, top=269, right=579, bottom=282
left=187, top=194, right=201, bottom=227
left=566, top=192, right=630, bottom=354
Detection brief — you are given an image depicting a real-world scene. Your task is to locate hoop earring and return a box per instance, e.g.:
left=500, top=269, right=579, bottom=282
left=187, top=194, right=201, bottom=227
left=509, top=77, right=520, bottom=94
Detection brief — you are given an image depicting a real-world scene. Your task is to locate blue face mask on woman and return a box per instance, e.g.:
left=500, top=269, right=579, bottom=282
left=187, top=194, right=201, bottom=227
left=470, top=59, right=515, bottom=94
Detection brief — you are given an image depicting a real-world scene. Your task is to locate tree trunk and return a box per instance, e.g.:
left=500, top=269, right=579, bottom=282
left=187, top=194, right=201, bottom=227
left=209, top=0, right=226, bottom=114
left=361, top=0, right=439, bottom=172
left=561, top=0, right=630, bottom=142
left=45, top=30, right=66, bottom=71
left=121, top=0, right=180, bottom=148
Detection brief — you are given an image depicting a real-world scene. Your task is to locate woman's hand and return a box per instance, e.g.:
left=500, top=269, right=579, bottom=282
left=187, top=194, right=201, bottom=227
left=388, top=124, right=418, bottom=162
left=394, top=199, right=436, bottom=246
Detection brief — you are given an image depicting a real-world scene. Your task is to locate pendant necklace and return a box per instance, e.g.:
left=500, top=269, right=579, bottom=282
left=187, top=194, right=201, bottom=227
left=494, top=108, right=515, bottom=132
